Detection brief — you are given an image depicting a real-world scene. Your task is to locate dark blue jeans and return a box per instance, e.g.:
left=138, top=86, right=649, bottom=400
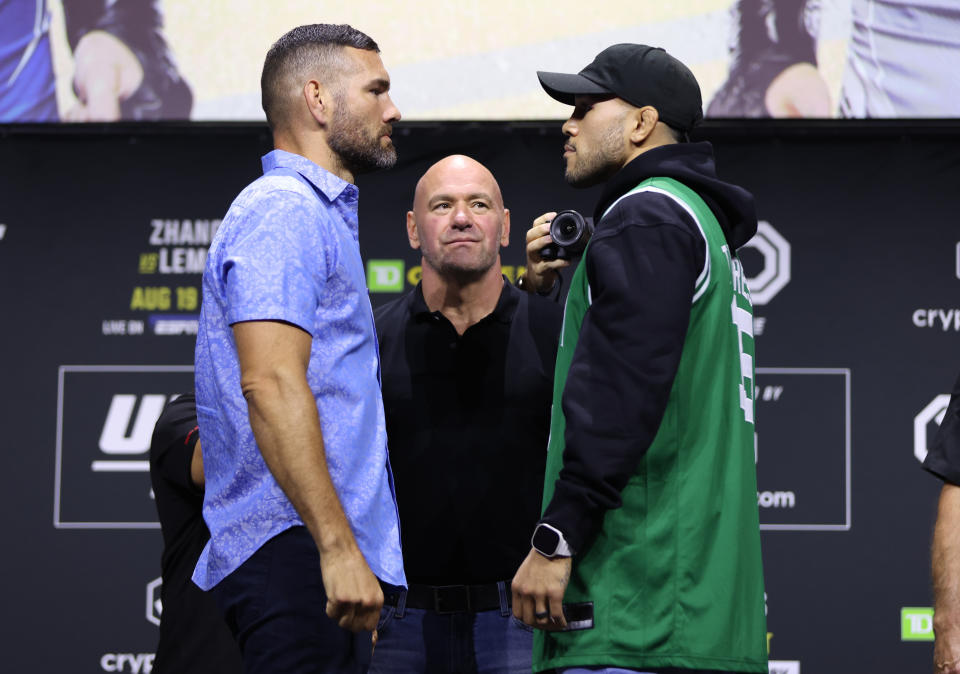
left=369, top=582, right=533, bottom=673
left=212, top=526, right=376, bottom=674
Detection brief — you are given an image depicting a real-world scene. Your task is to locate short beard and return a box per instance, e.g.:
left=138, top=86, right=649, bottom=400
left=419, top=224, right=502, bottom=281
left=327, top=99, right=397, bottom=176
left=432, top=264, right=488, bottom=285
left=564, top=116, right=628, bottom=188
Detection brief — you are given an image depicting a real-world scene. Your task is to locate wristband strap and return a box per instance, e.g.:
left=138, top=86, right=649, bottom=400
left=516, top=273, right=559, bottom=296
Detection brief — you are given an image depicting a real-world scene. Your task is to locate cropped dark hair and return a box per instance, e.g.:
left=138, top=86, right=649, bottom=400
left=261, top=24, right=379, bottom=131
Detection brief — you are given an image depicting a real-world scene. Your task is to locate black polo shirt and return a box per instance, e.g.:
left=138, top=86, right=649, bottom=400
left=375, top=280, right=562, bottom=585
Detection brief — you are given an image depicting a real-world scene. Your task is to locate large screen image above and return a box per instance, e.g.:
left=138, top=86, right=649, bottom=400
left=3, top=0, right=959, bottom=122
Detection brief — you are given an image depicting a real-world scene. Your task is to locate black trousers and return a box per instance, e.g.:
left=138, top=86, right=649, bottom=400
left=212, top=526, right=375, bottom=674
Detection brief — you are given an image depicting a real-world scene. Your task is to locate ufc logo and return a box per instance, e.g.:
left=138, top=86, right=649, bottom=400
left=55, top=365, right=193, bottom=528
left=95, top=394, right=176, bottom=472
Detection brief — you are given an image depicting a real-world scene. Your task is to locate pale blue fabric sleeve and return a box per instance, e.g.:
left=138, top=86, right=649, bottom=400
left=221, top=189, right=335, bottom=333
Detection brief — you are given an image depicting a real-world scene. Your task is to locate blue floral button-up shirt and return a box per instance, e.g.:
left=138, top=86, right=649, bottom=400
left=193, top=149, right=405, bottom=590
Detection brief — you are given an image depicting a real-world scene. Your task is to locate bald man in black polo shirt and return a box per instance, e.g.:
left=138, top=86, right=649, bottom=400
left=372, top=155, right=561, bottom=673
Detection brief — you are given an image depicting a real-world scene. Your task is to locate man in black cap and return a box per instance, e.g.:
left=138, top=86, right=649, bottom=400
left=511, top=44, right=768, bottom=673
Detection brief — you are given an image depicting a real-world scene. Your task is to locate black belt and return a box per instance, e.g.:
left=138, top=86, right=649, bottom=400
left=387, top=582, right=510, bottom=614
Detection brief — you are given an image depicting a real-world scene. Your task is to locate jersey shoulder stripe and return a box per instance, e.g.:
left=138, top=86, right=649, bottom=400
left=602, top=183, right=711, bottom=303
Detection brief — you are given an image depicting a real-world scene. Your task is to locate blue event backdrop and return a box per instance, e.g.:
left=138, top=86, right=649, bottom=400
left=0, top=120, right=958, bottom=673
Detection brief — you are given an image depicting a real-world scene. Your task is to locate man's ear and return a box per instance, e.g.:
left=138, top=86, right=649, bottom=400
left=303, top=79, right=330, bottom=125
left=500, top=208, right=511, bottom=247
left=406, top=211, right=421, bottom=250
left=630, top=106, right=659, bottom=145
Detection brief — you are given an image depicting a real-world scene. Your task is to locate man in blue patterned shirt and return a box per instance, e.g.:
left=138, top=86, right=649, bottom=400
left=193, top=24, right=404, bottom=674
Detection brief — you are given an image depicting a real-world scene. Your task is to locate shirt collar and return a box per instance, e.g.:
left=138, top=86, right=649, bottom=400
left=408, top=277, right=518, bottom=325
left=261, top=149, right=359, bottom=204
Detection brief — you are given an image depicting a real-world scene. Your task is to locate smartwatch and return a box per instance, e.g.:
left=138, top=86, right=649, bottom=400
left=531, top=522, right=573, bottom=558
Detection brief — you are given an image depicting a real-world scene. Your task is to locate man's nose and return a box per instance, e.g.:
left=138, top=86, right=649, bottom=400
left=451, top=206, right=471, bottom=228
left=383, top=94, right=401, bottom=123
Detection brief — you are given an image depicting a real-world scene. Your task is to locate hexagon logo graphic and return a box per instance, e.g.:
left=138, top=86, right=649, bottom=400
left=914, top=395, right=951, bottom=463
left=147, top=576, right=162, bottom=626
left=741, top=220, right=791, bottom=306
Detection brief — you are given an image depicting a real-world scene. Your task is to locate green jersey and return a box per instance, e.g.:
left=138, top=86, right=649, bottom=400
left=535, top=175, right=767, bottom=673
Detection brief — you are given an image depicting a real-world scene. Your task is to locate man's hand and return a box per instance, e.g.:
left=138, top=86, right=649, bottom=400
left=511, top=548, right=572, bottom=630
left=234, top=319, right=380, bottom=634
left=65, top=31, right=144, bottom=121
left=320, top=544, right=385, bottom=633
left=934, top=483, right=960, bottom=673
left=935, top=625, right=960, bottom=674
left=524, top=212, right=571, bottom=293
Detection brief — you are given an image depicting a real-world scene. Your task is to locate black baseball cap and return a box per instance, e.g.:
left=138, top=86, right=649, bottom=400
left=537, top=43, right=703, bottom=133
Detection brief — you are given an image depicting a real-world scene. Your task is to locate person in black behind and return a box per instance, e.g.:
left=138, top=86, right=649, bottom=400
left=370, top=155, right=562, bottom=673
left=149, top=393, right=241, bottom=673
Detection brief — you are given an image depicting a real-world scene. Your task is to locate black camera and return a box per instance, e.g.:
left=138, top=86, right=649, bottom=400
left=539, top=210, right=594, bottom=261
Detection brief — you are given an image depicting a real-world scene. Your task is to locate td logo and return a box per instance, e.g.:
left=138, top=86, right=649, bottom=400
left=901, top=607, right=934, bottom=641
left=366, top=260, right=405, bottom=292
left=915, top=394, right=951, bottom=463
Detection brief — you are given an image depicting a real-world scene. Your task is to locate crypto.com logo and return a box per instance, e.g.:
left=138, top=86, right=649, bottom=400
left=914, top=394, right=951, bottom=463
left=741, top=221, right=791, bottom=306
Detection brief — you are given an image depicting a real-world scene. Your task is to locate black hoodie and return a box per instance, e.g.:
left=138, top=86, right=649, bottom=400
left=541, top=141, right=759, bottom=553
